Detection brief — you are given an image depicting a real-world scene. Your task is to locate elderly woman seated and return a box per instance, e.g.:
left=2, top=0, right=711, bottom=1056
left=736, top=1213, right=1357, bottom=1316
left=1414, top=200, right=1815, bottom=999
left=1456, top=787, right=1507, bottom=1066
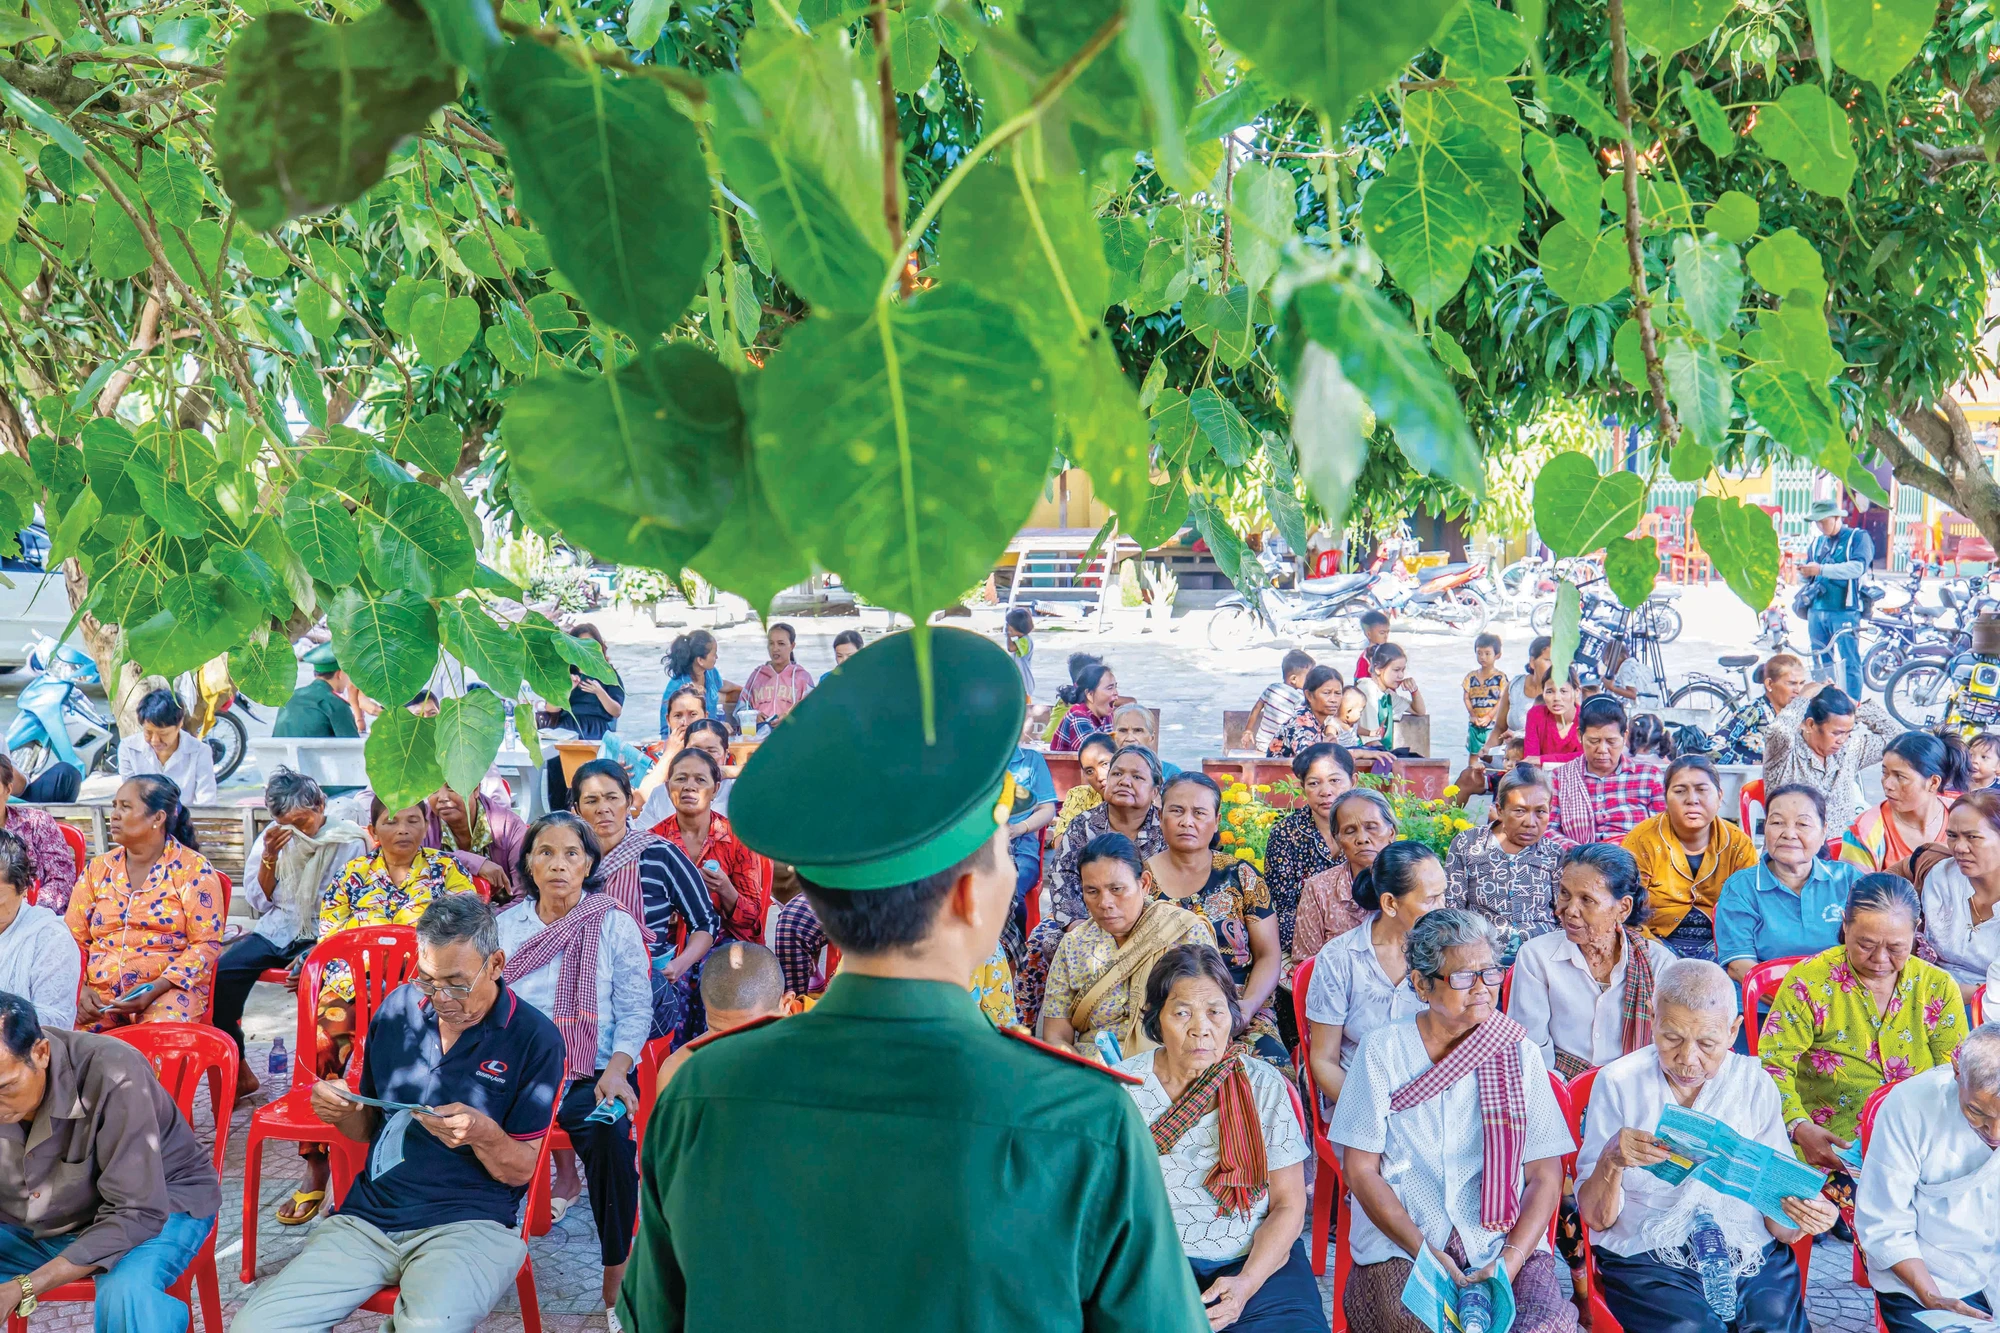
left=1328, top=909, right=1579, bottom=1333
left=1576, top=958, right=1837, bottom=1333
left=1508, top=843, right=1677, bottom=1079
left=1758, top=874, right=1968, bottom=1214
left=1304, top=840, right=1443, bottom=1109
left=1115, top=944, right=1326, bottom=1333
left=1855, top=1022, right=2000, bottom=1333
left=1041, top=833, right=1214, bottom=1060
left=1624, top=757, right=1759, bottom=961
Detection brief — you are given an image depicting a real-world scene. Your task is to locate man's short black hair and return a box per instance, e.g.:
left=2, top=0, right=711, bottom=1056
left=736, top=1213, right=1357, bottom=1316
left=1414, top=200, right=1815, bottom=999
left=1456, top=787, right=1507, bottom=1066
left=0, top=991, right=43, bottom=1061
left=801, top=837, right=1002, bottom=955
left=1579, top=695, right=1628, bottom=733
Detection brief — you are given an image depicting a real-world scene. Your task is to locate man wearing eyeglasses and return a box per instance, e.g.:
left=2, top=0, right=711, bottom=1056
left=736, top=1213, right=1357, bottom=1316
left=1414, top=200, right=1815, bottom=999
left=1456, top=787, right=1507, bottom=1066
left=233, top=893, right=565, bottom=1333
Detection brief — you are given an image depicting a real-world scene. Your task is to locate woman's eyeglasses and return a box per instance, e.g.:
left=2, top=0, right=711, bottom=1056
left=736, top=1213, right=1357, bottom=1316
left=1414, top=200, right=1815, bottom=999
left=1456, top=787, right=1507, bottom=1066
left=1437, top=967, right=1505, bottom=991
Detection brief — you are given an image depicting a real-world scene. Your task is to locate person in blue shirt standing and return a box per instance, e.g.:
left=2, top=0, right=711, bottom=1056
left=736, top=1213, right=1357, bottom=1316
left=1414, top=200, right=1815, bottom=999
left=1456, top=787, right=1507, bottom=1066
left=1802, top=498, right=1874, bottom=699
left=1004, top=730, right=1057, bottom=942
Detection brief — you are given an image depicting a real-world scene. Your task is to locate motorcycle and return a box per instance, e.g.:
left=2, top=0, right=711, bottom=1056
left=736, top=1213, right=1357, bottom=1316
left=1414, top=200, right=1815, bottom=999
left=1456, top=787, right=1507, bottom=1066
left=1359, top=540, right=1492, bottom=636
left=6, top=661, right=117, bottom=783
left=12, top=636, right=253, bottom=782
left=1206, top=548, right=1375, bottom=651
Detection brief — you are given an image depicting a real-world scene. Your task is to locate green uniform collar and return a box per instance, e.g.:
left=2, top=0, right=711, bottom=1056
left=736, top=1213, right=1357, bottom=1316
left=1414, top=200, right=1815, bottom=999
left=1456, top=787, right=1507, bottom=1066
left=810, top=974, right=990, bottom=1027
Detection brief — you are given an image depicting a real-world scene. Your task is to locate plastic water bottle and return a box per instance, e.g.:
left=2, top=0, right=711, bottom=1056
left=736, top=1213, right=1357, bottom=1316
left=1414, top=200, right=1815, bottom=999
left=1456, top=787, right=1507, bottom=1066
left=1457, top=1283, right=1493, bottom=1333
left=1093, top=1030, right=1123, bottom=1065
left=1688, top=1207, right=1737, bottom=1321
left=268, top=1037, right=288, bottom=1082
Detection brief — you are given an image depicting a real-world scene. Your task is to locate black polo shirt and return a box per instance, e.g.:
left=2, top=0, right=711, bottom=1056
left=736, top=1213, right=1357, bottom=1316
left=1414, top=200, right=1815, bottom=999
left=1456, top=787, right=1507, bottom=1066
left=335, top=980, right=564, bottom=1234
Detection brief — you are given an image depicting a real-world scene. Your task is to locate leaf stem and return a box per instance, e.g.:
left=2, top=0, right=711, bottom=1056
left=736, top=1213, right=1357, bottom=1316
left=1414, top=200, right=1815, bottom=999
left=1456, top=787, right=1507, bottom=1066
left=1605, top=0, right=1679, bottom=447
left=878, top=11, right=1124, bottom=301
left=1010, top=155, right=1090, bottom=340
left=497, top=17, right=707, bottom=102
left=873, top=0, right=905, bottom=293
left=874, top=301, right=932, bottom=740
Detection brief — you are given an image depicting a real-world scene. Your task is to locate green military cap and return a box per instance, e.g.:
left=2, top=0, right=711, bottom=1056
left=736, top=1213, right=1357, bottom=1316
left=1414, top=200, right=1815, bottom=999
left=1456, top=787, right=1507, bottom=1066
left=303, top=642, right=339, bottom=673
left=730, top=627, right=1025, bottom=890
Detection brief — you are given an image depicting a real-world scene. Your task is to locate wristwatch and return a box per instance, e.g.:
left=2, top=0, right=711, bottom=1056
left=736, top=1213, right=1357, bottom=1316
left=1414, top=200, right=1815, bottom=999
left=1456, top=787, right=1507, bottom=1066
left=14, top=1275, right=35, bottom=1316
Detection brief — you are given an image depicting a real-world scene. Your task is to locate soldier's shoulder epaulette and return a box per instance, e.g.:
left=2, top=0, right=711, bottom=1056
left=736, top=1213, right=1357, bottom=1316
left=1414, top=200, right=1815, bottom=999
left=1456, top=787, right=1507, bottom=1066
left=678, top=1013, right=784, bottom=1056
left=996, top=1027, right=1143, bottom=1084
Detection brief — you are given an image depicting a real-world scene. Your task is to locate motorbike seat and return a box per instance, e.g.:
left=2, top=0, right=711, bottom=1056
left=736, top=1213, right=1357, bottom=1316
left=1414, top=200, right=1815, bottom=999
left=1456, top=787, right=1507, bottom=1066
left=1718, top=654, right=1760, bottom=669
left=1908, top=604, right=1945, bottom=619
left=1300, top=573, right=1375, bottom=596
left=1420, top=563, right=1475, bottom=581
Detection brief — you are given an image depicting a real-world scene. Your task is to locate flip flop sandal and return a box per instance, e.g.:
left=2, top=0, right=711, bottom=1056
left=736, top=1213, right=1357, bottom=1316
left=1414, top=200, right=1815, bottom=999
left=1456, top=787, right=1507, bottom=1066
left=550, top=1194, right=581, bottom=1225
left=276, top=1189, right=326, bottom=1226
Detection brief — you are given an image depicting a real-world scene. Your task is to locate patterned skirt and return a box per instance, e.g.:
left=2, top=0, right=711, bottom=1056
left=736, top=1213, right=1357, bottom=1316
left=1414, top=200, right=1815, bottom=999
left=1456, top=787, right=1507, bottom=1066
left=1344, top=1236, right=1579, bottom=1333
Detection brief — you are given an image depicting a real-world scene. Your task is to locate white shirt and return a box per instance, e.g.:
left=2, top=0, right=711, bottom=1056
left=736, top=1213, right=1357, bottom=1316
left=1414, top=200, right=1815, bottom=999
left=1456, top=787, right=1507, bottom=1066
left=1919, top=860, right=2000, bottom=988
left=241, top=825, right=368, bottom=945
left=1327, top=1020, right=1573, bottom=1269
left=1507, top=930, right=1678, bottom=1071
left=0, top=902, right=80, bottom=1028
left=116, top=732, right=217, bottom=805
left=1304, top=915, right=1427, bottom=1070
left=1855, top=1066, right=2000, bottom=1301
left=494, top=898, right=652, bottom=1071
left=1576, top=1047, right=1787, bottom=1259
left=1116, top=1049, right=1308, bottom=1261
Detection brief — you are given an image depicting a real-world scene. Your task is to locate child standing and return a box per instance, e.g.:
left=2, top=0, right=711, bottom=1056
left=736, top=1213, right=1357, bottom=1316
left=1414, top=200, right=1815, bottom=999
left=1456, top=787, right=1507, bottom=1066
left=1355, top=642, right=1425, bottom=749
left=1241, top=649, right=1315, bottom=751
left=1971, top=732, right=2000, bottom=789
left=1354, top=611, right=1391, bottom=680
left=1003, top=607, right=1036, bottom=697
left=1462, top=632, right=1507, bottom=757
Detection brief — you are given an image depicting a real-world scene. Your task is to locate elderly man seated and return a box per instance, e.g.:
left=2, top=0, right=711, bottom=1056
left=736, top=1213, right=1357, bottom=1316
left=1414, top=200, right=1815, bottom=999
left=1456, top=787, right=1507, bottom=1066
left=656, top=941, right=789, bottom=1089
left=0, top=991, right=220, bottom=1331
left=1576, top=959, right=1837, bottom=1333
left=1854, top=1022, right=2000, bottom=1333
left=232, top=894, right=565, bottom=1333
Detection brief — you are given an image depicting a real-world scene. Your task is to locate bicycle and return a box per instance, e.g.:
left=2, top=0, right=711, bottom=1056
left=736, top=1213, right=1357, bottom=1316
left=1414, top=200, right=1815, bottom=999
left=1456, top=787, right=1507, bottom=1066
left=1665, top=654, right=1768, bottom=759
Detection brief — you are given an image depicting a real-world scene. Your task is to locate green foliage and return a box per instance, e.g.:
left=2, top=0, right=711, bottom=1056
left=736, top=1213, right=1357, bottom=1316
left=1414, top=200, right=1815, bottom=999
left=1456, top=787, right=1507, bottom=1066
left=1692, top=495, right=1780, bottom=608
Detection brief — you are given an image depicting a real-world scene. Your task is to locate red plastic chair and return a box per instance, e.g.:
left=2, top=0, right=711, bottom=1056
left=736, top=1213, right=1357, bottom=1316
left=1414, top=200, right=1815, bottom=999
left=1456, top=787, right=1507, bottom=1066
left=237, top=926, right=421, bottom=1285
left=1564, top=1066, right=1811, bottom=1332
left=338, top=1101, right=560, bottom=1333
left=1740, top=956, right=1806, bottom=1056
left=1738, top=778, right=1767, bottom=836
left=531, top=1035, right=679, bottom=1238
left=7, top=1026, right=236, bottom=1333
left=1973, top=984, right=1986, bottom=1026
left=59, top=822, right=87, bottom=875
left=1500, top=965, right=1513, bottom=1014
left=1289, top=956, right=1351, bottom=1330
left=1858, top=1082, right=1898, bottom=1333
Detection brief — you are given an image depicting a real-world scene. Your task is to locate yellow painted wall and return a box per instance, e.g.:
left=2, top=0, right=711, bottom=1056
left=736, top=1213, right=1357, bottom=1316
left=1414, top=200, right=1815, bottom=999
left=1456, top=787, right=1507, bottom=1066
left=1023, top=469, right=1114, bottom=530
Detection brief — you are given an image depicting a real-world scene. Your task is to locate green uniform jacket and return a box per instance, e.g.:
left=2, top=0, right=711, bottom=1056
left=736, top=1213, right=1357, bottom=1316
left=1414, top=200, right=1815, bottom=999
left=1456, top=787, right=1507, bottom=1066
left=620, top=974, right=1207, bottom=1332
left=270, top=678, right=358, bottom=739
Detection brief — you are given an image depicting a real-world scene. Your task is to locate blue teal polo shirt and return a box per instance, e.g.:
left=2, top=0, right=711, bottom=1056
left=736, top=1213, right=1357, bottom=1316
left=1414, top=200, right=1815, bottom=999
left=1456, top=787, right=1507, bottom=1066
left=336, top=980, right=565, bottom=1234
left=1714, top=857, right=1865, bottom=966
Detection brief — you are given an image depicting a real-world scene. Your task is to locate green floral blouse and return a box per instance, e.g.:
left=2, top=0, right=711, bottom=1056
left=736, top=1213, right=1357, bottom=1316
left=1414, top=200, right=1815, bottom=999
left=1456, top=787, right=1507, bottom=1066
left=1758, top=945, right=1968, bottom=1141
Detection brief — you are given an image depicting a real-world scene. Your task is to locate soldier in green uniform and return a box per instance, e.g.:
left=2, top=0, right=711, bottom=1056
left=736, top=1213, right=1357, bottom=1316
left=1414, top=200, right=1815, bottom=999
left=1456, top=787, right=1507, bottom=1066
left=270, top=644, right=360, bottom=738
left=620, top=627, right=1206, bottom=1332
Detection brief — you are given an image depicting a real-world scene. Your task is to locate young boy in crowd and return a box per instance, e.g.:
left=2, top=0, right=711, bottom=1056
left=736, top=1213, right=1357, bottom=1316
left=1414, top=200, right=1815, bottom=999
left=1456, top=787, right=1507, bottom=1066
left=1354, top=611, right=1391, bottom=679
left=1462, top=632, right=1508, bottom=756
left=1003, top=608, right=1036, bottom=697
left=1241, top=649, right=1315, bottom=751
left=1971, top=732, right=2000, bottom=789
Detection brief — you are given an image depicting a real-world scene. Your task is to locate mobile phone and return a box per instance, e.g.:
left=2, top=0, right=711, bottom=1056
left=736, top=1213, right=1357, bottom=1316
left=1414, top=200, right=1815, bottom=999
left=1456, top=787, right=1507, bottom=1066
left=114, top=983, right=156, bottom=1006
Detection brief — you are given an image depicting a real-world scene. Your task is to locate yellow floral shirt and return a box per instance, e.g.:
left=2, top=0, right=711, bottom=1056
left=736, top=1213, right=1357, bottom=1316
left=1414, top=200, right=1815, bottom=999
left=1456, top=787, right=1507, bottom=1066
left=318, top=847, right=475, bottom=1000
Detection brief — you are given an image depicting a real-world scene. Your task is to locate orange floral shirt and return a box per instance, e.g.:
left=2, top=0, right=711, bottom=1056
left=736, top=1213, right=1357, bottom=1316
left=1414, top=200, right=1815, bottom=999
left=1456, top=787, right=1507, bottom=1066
left=66, top=842, right=226, bottom=1000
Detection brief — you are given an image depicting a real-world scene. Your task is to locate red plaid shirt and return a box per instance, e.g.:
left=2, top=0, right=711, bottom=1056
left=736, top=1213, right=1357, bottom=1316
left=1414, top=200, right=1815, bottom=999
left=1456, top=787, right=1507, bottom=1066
left=1551, top=756, right=1664, bottom=843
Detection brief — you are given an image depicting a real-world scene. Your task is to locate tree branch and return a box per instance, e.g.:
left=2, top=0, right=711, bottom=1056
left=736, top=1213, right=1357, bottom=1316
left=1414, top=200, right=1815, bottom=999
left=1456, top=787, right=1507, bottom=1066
left=1606, top=0, right=1678, bottom=446
left=1869, top=420, right=1956, bottom=503
left=1913, top=141, right=1992, bottom=179
left=0, top=385, right=31, bottom=463
left=0, top=58, right=119, bottom=112
left=496, top=18, right=707, bottom=102
left=95, top=292, right=163, bottom=417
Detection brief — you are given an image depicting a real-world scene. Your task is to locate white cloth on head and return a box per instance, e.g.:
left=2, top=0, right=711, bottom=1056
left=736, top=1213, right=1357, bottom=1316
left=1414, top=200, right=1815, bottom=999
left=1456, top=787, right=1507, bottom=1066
left=244, top=821, right=368, bottom=945
left=1575, top=1047, right=1783, bottom=1271
left=1116, top=1048, right=1308, bottom=1262
left=1327, top=1019, right=1573, bottom=1271
left=1303, top=915, right=1427, bottom=1070
left=0, top=902, right=81, bottom=1028
left=1854, top=1065, right=2000, bottom=1302
left=1916, top=860, right=2000, bottom=988
left=494, top=897, right=651, bottom=1070
left=1506, top=929, right=1677, bottom=1071
left=116, top=732, right=217, bottom=805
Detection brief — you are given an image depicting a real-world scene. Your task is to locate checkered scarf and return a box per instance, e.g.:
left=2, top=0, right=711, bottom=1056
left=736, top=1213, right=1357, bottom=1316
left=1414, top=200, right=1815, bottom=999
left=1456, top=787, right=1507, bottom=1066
left=1389, top=1012, right=1529, bottom=1233
left=1619, top=927, right=1657, bottom=1057
left=594, top=831, right=659, bottom=950
left=1149, top=1045, right=1268, bottom=1217
left=503, top=891, right=619, bottom=1077
left=1554, top=757, right=1596, bottom=842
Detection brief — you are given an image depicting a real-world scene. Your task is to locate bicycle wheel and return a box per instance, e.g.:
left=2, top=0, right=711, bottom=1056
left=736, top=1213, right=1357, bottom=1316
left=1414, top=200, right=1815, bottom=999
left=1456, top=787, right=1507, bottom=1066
left=1884, top=658, right=1956, bottom=730
left=1433, top=589, right=1490, bottom=636
left=1666, top=681, right=1736, bottom=733
left=1861, top=639, right=1906, bottom=692
left=1643, top=603, right=1683, bottom=643
left=1205, top=605, right=1263, bottom=652
left=1530, top=600, right=1556, bottom=634
left=207, top=710, right=248, bottom=781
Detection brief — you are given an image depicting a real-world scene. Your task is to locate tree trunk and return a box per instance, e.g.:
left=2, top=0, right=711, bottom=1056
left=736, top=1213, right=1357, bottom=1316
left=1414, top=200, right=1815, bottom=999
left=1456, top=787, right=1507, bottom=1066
left=1866, top=394, right=2000, bottom=561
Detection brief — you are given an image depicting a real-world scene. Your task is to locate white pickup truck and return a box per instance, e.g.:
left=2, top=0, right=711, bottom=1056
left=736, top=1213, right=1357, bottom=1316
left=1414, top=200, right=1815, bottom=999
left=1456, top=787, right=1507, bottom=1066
left=0, top=525, right=71, bottom=668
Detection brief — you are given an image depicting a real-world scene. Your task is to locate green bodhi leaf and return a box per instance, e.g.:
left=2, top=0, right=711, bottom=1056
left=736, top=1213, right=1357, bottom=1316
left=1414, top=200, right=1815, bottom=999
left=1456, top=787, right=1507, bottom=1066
left=1747, top=228, right=1829, bottom=304
left=360, top=482, right=477, bottom=599
left=214, top=5, right=456, bottom=230
left=1739, top=364, right=1844, bottom=457
left=1663, top=336, right=1733, bottom=449
left=1524, top=133, right=1602, bottom=223
left=1707, top=191, right=1760, bottom=244
left=1361, top=121, right=1515, bottom=315
left=1692, top=495, right=1780, bottom=609
left=329, top=586, right=439, bottom=708
left=230, top=627, right=300, bottom=708
left=1678, top=72, right=1735, bottom=158
left=1435, top=0, right=1530, bottom=76
left=1531, top=451, right=1647, bottom=559
left=365, top=705, right=445, bottom=814
left=1188, top=388, right=1257, bottom=467
left=1206, top=0, right=1459, bottom=124
left=437, top=598, right=527, bottom=700
left=1549, top=578, right=1581, bottom=684
left=1539, top=220, right=1629, bottom=306
left=753, top=287, right=1053, bottom=624
left=1624, top=0, right=1735, bottom=56
left=1667, top=440, right=1716, bottom=484
left=1671, top=233, right=1743, bottom=341
left=435, top=690, right=504, bottom=802
left=1604, top=535, right=1660, bottom=609
left=1828, top=0, right=1932, bottom=88
left=1614, top=318, right=1647, bottom=389
left=485, top=41, right=710, bottom=345
left=1545, top=74, right=1625, bottom=142
left=1753, top=84, right=1858, bottom=198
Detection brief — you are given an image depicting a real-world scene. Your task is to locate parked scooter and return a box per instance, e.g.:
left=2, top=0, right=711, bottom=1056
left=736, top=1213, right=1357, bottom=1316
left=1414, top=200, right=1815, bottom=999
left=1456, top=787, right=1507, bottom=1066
left=11, top=636, right=253, bottom=782
left=1356, top=538, right=1492, bottom=636
left=1206, top=548, right=1378, bottom=651
left=6, top=659, right=116, bottom=783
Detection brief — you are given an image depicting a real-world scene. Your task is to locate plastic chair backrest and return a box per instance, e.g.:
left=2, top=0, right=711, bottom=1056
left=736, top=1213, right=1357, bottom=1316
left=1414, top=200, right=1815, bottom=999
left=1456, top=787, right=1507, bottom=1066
left=296, top=926, right=422, bottom=1090
left=59, top=823, right=86, bottom=875
left=1291, top=955, right=1334, bottom=1150
left=109, top=1025, right=236, bottom=1174
left=1739, top=778, right=1767, bottom=835
left=1500, top=965, right=1513, bottom=1015
left=1564, top=1065, right=1598, bottom=1156
left=632, top=1034, right=675, bottom=1161
left=472, top=876, right=493, bottom=903
left=1740, top=956, right=1806, bottom=1056
left=1974, top=984, right=1986, bottom=1027
left=1858, top=1080, right=1895, bottom=1156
